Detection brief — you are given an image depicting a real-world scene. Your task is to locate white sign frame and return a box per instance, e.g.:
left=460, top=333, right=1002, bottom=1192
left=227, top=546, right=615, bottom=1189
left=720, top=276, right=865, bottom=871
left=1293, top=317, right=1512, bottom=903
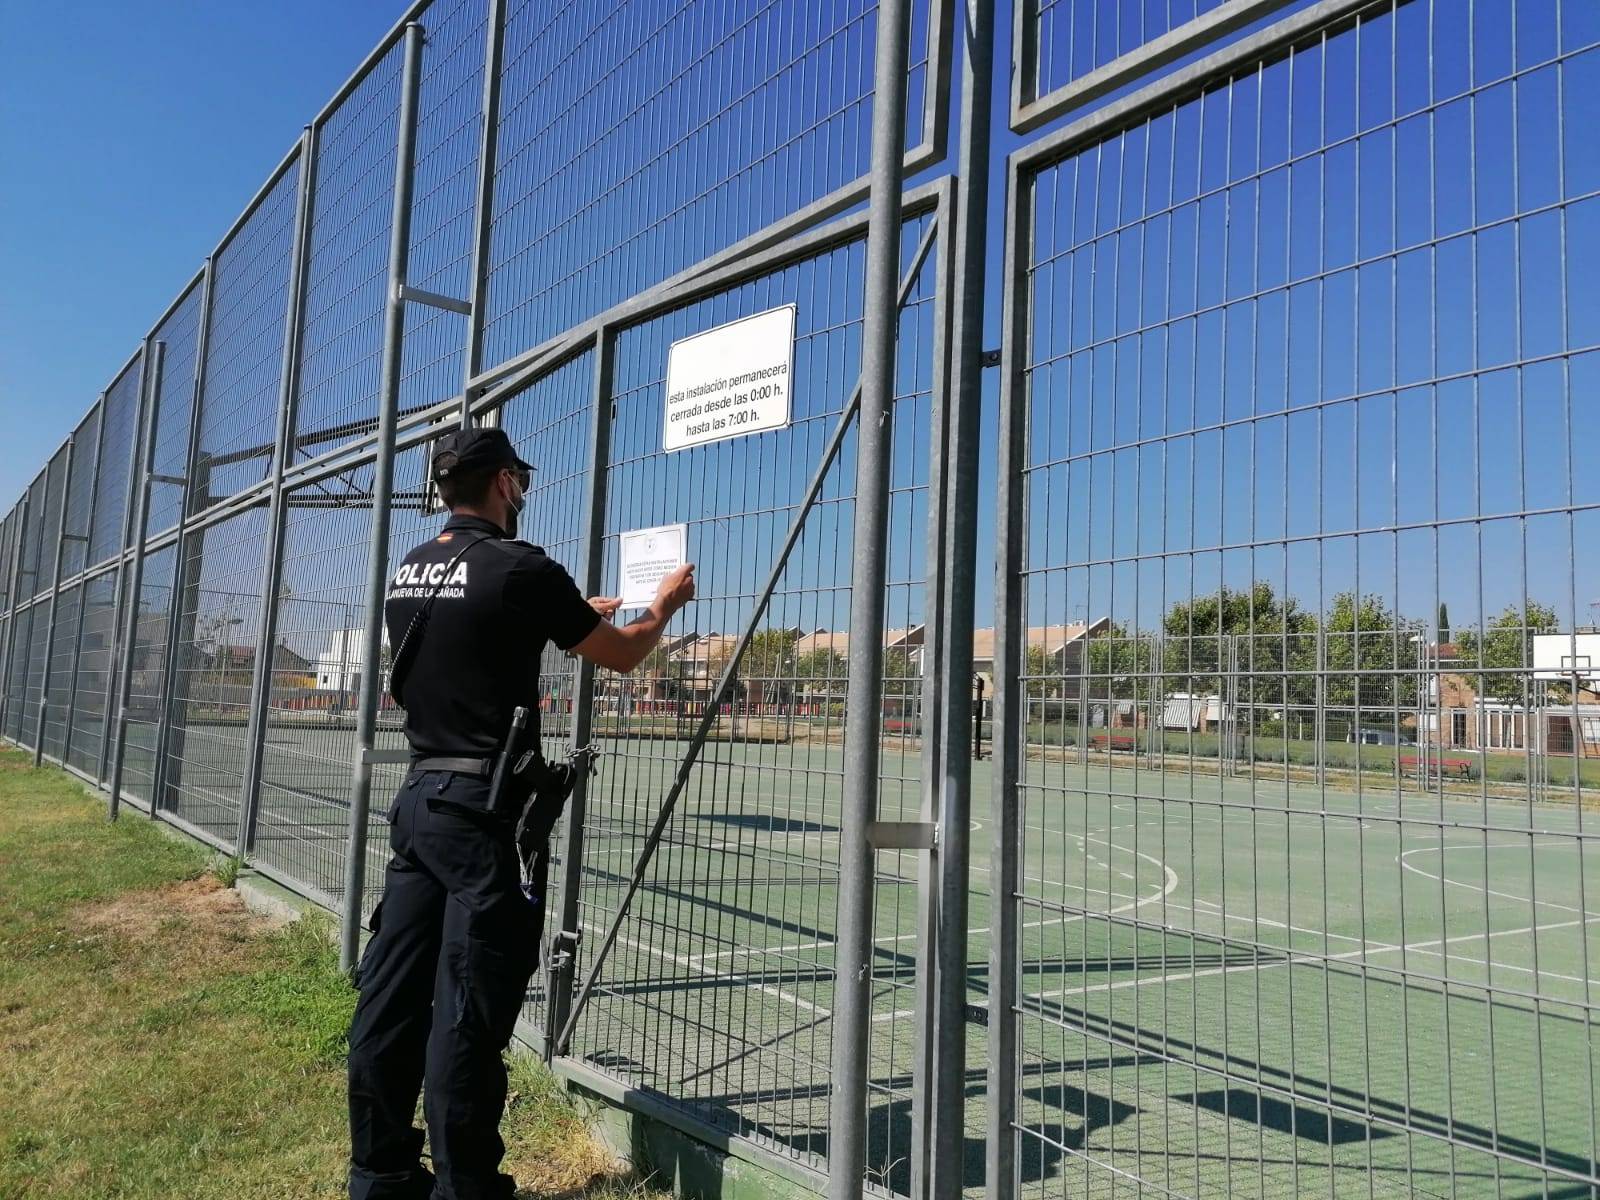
left=618, top=523, right=689, bottom=611
left=663, top=304, right=795, bottom=452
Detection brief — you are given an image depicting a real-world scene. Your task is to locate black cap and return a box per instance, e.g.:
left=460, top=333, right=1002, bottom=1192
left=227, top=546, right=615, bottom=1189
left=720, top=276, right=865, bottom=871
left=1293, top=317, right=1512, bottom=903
left=431, top=428, right=532, bottom=482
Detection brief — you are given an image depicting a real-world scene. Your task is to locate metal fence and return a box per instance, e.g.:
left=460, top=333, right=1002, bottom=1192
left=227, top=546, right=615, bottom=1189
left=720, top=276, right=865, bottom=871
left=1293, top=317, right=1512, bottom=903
left=993, top=4, right=1600, bottom=1200
left=3, top=1, right=1598, bottom=1198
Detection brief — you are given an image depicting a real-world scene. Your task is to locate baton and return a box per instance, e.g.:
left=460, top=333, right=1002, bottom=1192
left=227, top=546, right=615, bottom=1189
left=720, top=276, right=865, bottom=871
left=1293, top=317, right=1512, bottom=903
left=484, top=705, right=528, bottom=816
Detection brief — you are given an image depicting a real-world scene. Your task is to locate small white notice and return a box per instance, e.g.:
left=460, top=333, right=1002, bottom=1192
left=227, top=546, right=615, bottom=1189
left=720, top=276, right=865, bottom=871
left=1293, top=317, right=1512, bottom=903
left=664, top=304, right=795, bottom=451
left=618, top=523, right=688, bottom=610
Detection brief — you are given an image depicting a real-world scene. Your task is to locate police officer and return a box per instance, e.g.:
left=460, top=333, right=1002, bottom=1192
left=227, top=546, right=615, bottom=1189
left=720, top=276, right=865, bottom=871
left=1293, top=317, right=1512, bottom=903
left=347, top=428, right=694, bottom=1200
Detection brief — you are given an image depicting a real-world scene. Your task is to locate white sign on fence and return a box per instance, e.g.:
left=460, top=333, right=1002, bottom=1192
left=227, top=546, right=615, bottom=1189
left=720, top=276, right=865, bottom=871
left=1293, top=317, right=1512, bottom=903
left=618, top=523, right=688, bottom=610
left=663, top=304, right=794, bottom=451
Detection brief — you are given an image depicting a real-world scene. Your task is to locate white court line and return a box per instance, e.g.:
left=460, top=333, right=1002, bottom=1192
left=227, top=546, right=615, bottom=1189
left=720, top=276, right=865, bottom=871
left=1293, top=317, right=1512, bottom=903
left=1400, top=841, right=1587, bottom=915
left=1027, top=911, right=1600, bottom=1001
left=692, top=894, right=1153, bottom=967
left=690, top=926, right=915, bottom=965
left=1161, top=898, right=1600, bottom=987
left=866, top=834, right=1182, bottom=1025
left=582, top=921, right=831, bottom=1018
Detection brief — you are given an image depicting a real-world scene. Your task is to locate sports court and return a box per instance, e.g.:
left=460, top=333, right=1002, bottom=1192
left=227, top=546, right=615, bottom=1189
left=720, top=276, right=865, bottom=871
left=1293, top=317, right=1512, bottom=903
left=121, top=712, right=1599, bottom=1198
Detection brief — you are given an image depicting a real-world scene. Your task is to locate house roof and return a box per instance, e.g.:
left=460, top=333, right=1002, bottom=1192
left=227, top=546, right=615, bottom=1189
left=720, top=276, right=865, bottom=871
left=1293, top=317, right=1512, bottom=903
left=664, top=633, right=741, bottom=666
left=792, top=626, right=924, bottom=660
left=970, top=619, right=1109, bottom=663
left=272, top=644, right=314, bottom=671
left=653, top=620, right=1119, bottom=669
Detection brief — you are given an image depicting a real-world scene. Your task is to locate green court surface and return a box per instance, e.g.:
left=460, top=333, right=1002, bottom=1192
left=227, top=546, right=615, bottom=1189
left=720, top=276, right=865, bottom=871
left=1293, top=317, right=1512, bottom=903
left=110, top=722, right=1600, bottom=1198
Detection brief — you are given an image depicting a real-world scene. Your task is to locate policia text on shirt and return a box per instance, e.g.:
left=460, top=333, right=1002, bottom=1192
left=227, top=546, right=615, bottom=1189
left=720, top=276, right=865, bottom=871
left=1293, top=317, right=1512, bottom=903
left=347, top=428, right=695, bottom=1200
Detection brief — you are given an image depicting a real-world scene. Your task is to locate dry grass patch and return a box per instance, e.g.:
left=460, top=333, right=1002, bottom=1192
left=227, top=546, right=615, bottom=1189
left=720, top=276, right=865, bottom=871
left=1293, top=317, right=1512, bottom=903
left=0, top=750, right=664, bottom=1199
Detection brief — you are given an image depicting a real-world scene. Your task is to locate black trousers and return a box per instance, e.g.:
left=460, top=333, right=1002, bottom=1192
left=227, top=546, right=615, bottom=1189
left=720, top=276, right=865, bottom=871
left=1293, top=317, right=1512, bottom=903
left=348, top=769, right=541, bottom=1200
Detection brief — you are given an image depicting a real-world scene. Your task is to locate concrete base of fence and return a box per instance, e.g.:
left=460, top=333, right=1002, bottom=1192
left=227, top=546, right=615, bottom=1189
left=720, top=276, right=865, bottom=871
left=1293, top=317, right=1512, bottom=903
left=235, top=870, right=314, bottom=927
left=559, top=1068, right=827, bottom=1200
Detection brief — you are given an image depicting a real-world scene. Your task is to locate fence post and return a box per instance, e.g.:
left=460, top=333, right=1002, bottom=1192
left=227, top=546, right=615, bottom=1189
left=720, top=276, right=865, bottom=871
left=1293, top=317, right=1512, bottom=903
left=107, top=340, right=167, bottom=820
left=909, top=1, right=997, bottom=1190
left=150, top=261, right=218, bottom=819
left=1315, top=625, right=1327, bottom=786
left=544, top=325, right=615, bottom=1056
left=0, top=496, right=31, bottom=743
left=32, top=436, right=78, bottom=767
left=340, top=21, right=427, bottom=973
left=829, top=0, right=911, bottom=1193
left=100, top=352, right=155, bottom=787
left=238, top=126, right=319, bottom=856
left=987, top=154, right=1033, bottom=1200
left=0, top=516, right=11, bottom=736
left=910, top=178, right=953, bottom=1200
left=61, top=397, right=110, bottom=769
left=459, top=0, right=506, bottom=432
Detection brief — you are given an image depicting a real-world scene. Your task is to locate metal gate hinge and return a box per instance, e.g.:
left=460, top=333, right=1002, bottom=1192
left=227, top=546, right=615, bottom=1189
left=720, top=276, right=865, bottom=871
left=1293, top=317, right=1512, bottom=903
left=981, top=349, right=1001, bottom=367
left=866, top=820, right=938, bottom=850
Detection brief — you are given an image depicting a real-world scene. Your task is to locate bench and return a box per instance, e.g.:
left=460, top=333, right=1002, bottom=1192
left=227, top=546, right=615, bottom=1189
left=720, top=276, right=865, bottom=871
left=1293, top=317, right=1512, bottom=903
left=1399, top=754, right=1474, bottom=780
left=1088, top=732, right=1138, bottom=752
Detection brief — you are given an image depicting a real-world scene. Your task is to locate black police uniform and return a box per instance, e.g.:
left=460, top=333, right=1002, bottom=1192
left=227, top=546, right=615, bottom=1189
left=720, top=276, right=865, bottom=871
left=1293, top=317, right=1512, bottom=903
left=347, top=438, right=599, bottom=1200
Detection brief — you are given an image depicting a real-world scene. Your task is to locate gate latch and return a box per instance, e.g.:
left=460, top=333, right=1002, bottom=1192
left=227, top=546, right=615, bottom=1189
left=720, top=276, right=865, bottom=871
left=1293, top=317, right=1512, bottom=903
left=866, top=821, right=938, bottom=850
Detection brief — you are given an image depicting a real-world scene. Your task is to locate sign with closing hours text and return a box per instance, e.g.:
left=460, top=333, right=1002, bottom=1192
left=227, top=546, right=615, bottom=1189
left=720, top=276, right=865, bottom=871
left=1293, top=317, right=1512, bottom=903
left=663, top=304, right=795, bottom=452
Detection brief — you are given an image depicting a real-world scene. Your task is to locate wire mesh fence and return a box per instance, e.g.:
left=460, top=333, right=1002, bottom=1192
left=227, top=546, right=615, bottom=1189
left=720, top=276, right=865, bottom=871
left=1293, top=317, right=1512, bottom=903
left=199, top=157, right=303, bottom=502
left=88, top=359, right=145, bottom=567
left=159, top=511, right=271, bottom=842
left=994, top=3, right=1600, bottom=1198
left=144, top=283, right=206, bottom=539
left=67, top=568, right=119, bottom=779
left=6, top=1, right=1599, bottom=1197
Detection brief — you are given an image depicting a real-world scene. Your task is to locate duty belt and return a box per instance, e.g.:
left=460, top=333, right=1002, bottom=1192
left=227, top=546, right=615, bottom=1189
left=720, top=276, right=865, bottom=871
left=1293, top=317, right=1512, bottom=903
left=410, top=755, right=493, bottom=778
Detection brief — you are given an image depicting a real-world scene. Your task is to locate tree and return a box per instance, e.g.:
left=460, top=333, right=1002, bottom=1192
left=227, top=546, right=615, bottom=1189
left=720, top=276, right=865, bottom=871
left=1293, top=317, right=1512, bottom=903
left=881, top=646, right=919, bottom=713
left=1321, top=592, right=1423, bottom=719
left=638, top=645, right=671, bottom=675
left=1160, top=584, right=1318, bottom=718
left=736, top=628, right=801, bottom=704
left=1082, top=623, right=1159, bottom=701
left=1437, top=602, right=1451, bottom=644
left=795, top=647, right=847, bottom=701
left=1456, top=600, right=1562, bottom=706
left=1024, top=644, right=1063, bottom=698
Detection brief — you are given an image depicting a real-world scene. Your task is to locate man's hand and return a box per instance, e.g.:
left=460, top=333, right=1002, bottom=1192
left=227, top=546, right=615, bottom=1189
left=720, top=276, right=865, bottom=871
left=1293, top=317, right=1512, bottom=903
left=571, top=565, right=696, bottom=674
left=588, top=596, right=623, bottom=621
left=653, top=564, right=696, bottom=616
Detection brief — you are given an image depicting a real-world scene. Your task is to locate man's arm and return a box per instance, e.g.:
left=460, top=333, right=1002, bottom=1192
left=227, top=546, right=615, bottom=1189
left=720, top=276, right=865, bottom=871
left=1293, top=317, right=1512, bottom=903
left=571, top=564, right=695, bottom=673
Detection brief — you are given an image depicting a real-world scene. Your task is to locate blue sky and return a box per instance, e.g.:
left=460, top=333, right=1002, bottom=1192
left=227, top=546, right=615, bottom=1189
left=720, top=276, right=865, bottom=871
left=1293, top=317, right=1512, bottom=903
left=0, top=1, right=408, bottom=508
left=3, top=0, right=1595, bottom=642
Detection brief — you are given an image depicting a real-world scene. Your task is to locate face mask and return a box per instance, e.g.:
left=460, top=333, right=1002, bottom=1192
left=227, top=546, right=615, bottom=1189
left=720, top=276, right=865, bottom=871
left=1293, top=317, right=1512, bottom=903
left=503, top=474, right=525, bottom=539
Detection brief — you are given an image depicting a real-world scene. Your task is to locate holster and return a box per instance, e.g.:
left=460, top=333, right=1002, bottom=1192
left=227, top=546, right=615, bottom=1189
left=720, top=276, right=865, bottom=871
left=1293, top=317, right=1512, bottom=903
left=512, top=747, right=598, bottom=890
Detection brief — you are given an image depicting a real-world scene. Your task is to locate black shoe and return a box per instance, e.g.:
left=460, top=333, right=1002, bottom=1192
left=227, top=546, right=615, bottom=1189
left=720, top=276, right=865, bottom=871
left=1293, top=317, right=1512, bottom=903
left=349, top=1164, right=436, bottom=1200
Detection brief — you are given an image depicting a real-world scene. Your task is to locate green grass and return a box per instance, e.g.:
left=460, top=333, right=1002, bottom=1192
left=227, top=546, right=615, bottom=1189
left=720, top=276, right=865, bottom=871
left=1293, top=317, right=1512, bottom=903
left=1019, top=721, right=1600, bottom=791
left=0, top=748, right=665, bottom=1199
left=209, top=853, right=244, bottom=889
